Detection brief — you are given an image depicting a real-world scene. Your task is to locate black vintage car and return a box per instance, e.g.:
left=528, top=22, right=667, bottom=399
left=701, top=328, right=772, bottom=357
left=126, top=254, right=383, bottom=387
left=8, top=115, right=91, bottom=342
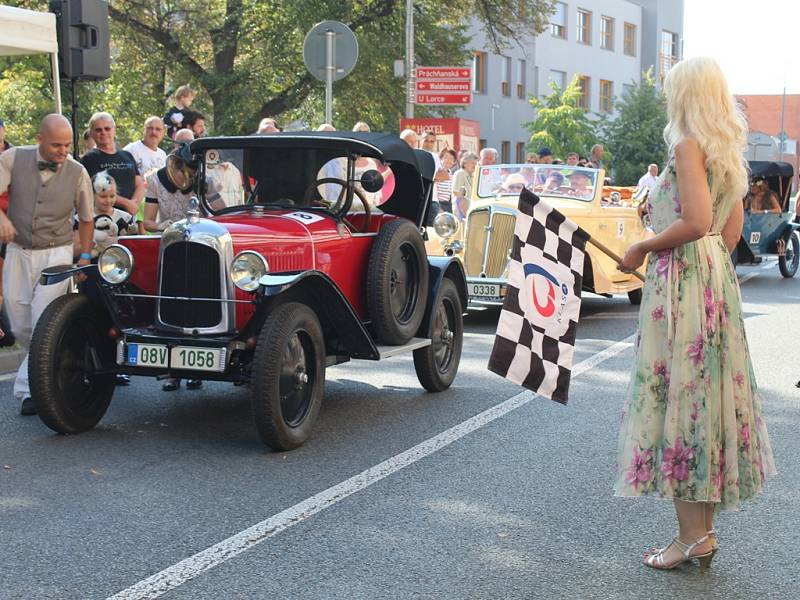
left=29, top=133, right=467, bottom=450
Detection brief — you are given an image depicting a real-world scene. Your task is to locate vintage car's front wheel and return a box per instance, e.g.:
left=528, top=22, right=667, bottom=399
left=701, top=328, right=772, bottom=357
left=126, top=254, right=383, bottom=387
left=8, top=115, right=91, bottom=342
left=627, top=288, right=643, bottom=305
left=251, top=302, right=325, bottom=450
left=413, top=279, right=463, bottom=392
left=778, top=231, right=799, bottom=278
left=367, top=220, right=429, bottom=345
left=29, top=294, right=116, bottom=434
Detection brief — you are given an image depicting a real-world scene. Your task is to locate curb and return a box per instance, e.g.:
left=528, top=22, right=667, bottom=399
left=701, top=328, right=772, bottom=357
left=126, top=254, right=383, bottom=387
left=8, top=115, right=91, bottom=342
left=0, top=347, right=25, bottom=375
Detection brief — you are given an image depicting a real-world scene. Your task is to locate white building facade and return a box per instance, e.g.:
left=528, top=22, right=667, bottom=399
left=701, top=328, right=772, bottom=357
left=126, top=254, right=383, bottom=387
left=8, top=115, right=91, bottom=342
left=455, top=0, right=684, bottom=157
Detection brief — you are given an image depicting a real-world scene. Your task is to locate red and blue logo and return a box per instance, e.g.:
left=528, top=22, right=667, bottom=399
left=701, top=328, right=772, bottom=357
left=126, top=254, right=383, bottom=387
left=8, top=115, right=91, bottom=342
left=524, top=264, right=570, bottom=319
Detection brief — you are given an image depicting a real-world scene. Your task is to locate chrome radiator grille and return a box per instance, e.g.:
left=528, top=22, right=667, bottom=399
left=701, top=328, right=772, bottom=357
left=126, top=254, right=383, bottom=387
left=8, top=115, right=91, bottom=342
left=463, top=209, right=516, bottom=278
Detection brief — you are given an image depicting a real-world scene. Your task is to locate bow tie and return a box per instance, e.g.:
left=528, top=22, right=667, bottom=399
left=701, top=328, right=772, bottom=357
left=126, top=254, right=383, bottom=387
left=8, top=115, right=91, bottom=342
left=37, top=160, right=59, bottom=172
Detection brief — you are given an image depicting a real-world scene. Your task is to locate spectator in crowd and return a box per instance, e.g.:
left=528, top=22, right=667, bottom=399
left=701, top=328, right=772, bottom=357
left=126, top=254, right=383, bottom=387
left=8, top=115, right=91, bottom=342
left=0, top=114, right=94, bottom=415
left=163, top=84, right=195, bottom=138
left=173, top=128, right=194, bottom=149
left=578, top=156, right=589, bottom=167
left=537, top=147, right=553, bottom=164
left=257, top=118, right=280, bottom=134
left=77, top=171, right=136, bottom=258
left=421, top=131, right=438, bottom=153
left=352, top=121, right=370, bottom=132
left=399, top=128, right=418, bottom=148
left=183, top=110, right=207, bottom=138
left=637, top=163, right=659, bottom=196
left=81, top=112, right=143, bottom=216
left=452, top=152, right=478, bottom=220
left=0, top=119, right=10, bottom=152
left=316, top=123, right=335, bottom=131
left=566, top=152, right=580, bottom=166
left=525, top=152, right=539, bottom=164
left=124, top=116, right=167, bottom=177
left=435, top=148, right=457, bottom=213
left=80, top=128, right=95, bottom=157
left=589, top=143, right=605, bottom=169
left=479, top=147, right=498, bottom=166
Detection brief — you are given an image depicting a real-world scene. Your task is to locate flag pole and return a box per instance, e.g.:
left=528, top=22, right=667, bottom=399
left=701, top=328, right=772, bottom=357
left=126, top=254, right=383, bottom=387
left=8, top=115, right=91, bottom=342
left=586, top=237, right=646, bottom=282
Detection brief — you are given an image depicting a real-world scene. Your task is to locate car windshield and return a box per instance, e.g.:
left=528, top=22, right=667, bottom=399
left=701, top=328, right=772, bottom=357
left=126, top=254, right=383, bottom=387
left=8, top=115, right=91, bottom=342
left=476, top=164, right=598, bottom=202
left=200, top=147, right=394, bottom=213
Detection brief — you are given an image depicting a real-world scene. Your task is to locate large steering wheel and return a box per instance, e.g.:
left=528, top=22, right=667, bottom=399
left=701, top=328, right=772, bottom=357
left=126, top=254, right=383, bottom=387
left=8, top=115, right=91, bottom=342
left=303, top=178, right=371, bottom=233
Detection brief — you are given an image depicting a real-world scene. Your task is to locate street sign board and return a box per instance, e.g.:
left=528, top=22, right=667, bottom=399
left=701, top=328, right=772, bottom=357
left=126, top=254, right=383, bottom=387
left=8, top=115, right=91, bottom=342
left=303, top=21, right=359, bottom=82
left=416, top=67, right=471, bottom=80
left=413, top=65, right=472, bottom=106
left=416, top=81, right=471, bottom=92
left=415, top=93, right=472, bottom=105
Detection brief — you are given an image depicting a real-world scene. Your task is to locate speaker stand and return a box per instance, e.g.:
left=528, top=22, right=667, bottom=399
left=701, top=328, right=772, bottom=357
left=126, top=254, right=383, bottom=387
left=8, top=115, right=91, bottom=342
left=70, top=78, right=79, bottom=159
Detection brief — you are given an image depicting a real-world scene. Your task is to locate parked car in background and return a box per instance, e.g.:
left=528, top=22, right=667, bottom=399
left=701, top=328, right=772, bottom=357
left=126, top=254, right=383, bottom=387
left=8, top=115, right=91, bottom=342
left=29, top=132, right=467, bottom=451
left=427, top=164, right=651, bottom=307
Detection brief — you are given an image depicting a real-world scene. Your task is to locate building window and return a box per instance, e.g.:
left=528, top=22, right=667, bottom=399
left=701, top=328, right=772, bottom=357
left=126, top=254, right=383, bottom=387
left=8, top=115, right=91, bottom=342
left=501, top=141, right=511, bottom=164
left=479, top=138, right=487, bottom=151
left=601, top=16, right=614, bottom=50
left=577, top=9, right=591, bottom=45
left=551, top=2, right=567, bottom=38
left=622, top=83, right=634, bottom=98
left=516, top=59, right=526, bottom=98
left=660, top=30, right=680, bottom=82
left=624, top=22, right=636, bottom=56
left=516, top=142, right=526, bottom=163
left=549, top=69, right=567, bottom=91
left=599, top=79, right=614, bottom=113
left=577, top=75, right=590, bottom=110
left=502, top=56, right=512, bottom=96
left=472, top=52, right=487, bottom=94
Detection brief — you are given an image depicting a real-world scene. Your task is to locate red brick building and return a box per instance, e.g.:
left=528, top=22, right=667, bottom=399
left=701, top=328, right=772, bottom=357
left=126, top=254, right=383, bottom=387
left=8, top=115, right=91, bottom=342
left=737, top=95, right=799, bottom=186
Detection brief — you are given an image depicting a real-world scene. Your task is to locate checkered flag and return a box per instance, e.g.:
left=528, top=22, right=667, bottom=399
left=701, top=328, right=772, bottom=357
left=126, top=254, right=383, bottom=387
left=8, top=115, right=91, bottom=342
left=488, top=188, right=590, bottom=404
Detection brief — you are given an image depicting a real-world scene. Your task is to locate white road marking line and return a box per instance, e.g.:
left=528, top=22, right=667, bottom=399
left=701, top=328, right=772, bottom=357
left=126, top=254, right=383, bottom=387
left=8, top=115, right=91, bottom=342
left=106, top=334, right=636, bottom=600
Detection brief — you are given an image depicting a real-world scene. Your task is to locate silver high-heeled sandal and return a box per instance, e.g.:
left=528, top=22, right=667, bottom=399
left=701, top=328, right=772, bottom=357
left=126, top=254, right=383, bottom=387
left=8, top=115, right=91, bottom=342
left=644, top=534, right=717, bottom=570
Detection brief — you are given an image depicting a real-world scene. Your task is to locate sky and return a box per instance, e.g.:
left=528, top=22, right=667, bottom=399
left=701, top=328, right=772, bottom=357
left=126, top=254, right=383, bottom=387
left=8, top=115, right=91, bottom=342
left=683, top=0, right=800, bottom=95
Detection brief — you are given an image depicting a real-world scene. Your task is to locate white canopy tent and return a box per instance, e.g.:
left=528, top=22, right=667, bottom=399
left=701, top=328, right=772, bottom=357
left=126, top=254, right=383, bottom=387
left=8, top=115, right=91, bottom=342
left=0, top=5, right=62, bottom=113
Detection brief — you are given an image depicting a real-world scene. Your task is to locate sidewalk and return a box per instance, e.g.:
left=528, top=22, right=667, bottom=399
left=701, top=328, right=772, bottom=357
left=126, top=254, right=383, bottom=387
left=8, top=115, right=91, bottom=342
left=0, top=344, right=25, bottom=375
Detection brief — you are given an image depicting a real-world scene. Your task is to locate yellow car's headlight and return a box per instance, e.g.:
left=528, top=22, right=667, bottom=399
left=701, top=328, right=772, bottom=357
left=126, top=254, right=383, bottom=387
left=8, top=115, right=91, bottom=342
left=433, top=211, right=460, bottom=239
left=98, top=244, right=134, bottom=285
left=230, top=251, right=268, bottom=292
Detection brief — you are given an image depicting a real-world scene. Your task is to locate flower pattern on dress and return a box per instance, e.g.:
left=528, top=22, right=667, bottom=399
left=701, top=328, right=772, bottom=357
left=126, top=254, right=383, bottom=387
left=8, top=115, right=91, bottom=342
left=614, top=155, right=775, bottom=510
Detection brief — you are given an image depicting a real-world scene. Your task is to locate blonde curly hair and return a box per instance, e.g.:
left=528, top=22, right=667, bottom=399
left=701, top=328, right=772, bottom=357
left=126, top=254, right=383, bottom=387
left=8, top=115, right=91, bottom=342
left=663, top=57, right=749, bottom=206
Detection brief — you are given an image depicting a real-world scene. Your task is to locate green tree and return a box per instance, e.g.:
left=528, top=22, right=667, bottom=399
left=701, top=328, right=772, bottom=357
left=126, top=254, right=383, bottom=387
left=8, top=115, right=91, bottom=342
left=601, top=70, right=668, bottom=185
left=525, top=75, right=597, bottom=160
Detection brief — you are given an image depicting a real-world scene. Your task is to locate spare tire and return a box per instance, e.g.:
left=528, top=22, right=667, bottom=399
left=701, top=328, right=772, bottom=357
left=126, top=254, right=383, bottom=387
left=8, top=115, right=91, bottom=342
left=367, top=219, right=429, bottom=345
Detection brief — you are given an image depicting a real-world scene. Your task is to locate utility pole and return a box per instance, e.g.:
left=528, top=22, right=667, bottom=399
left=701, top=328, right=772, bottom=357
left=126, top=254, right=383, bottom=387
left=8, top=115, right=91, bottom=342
left=405, top=0, right=414, bottom=118
left=779, top=84, right=787, bottom=156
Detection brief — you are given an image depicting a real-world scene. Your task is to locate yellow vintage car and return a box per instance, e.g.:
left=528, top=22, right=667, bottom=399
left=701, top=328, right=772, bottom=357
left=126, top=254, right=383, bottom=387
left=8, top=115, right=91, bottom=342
left=427, top=164, right=650, bottom=307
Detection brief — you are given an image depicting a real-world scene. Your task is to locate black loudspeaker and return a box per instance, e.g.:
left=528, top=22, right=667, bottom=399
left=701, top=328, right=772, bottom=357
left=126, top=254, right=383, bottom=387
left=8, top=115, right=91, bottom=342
left=49, top=0, right=110, bottom=80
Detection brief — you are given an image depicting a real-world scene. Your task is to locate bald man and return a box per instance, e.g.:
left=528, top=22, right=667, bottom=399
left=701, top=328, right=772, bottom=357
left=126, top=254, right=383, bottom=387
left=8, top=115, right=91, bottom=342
left=0, top=114, right=94, bottom=415
left=124, top=116, right=167, bottom=176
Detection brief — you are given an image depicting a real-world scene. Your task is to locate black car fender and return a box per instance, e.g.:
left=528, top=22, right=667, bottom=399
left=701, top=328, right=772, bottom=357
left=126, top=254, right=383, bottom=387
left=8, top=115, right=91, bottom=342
left=255, top=271, right=379, bottom=360
left=416, top=257, right=468, bottom=338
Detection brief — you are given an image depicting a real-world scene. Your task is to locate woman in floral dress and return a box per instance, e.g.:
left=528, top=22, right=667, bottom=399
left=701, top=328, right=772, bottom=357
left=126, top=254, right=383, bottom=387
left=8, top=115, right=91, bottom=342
left=615, top=57, right=776, bottom=570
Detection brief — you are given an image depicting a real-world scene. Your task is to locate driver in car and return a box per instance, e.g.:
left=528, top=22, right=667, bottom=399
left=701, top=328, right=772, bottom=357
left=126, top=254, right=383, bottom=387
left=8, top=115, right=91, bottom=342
left=747, top=178, right=782, bottom=213
left=566, top=171, right=594, bottom=199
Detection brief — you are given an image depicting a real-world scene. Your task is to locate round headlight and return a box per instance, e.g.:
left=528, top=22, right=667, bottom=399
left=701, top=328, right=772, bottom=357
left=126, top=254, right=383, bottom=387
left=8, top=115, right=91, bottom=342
left=98, top=244, right=134, bottom=285
left=433, top=211, right=460, bottom=239
left=230, top=251, right=268, bottom=292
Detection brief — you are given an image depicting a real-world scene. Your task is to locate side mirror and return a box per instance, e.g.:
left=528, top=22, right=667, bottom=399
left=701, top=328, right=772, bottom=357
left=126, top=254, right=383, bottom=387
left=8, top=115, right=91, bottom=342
left=359, top=169, right=384, bottom=193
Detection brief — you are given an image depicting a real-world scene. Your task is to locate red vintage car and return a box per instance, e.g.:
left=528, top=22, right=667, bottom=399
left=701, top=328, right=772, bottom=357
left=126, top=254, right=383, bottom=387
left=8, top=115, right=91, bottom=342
left=29, top=132, right=467, bottom=450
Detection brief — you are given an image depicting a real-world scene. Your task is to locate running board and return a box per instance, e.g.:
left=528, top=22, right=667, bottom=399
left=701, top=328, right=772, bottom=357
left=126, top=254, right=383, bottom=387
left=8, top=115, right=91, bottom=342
left=374, top=337, right=431, bottom=359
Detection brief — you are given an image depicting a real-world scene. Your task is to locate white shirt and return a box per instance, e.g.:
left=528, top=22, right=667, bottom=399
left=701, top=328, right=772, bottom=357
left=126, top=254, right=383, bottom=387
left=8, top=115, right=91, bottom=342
left=123, top=140, right=167, bottom=177
left=637, top=172, right=658, bottom=194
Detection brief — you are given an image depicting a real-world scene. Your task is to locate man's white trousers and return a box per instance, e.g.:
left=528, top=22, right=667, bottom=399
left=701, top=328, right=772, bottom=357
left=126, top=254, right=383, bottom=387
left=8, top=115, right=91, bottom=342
left=3, top=243, right=73, bottom=400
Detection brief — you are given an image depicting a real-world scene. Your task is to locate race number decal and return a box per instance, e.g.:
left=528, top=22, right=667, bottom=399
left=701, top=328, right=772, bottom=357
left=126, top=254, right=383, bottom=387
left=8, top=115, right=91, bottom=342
left=750, top=232, right=761, bottom=245
left=285, top=211, right=325, bottom=224
left=617, top=222, right=625, bottom=238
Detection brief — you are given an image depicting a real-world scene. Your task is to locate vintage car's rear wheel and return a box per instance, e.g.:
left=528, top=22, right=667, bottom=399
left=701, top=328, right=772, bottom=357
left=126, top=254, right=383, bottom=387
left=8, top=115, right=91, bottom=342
left=29, top=294, right=115, bottom=434
left=413, top=278, right=463, bottom=392
left=627, top=288, right=643, bottom=305
left=367, top=220, right=429, bottom=345
left=778, top=231, right=799, bottom=278
left=251, top=302, right=325, bottom=450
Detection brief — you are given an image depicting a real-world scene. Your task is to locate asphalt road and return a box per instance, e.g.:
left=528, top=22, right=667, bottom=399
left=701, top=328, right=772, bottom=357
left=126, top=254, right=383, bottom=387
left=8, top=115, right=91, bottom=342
left=1, top=263, right=798, bottom=600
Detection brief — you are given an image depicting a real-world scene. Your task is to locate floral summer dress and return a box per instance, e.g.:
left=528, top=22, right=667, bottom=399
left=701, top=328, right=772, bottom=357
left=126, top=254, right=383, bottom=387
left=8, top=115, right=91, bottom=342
left=614, top=157, right=776, bottom=510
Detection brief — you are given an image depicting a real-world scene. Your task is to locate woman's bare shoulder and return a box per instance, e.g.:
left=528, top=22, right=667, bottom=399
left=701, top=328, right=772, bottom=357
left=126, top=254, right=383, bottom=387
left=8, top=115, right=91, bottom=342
left=674, top=137, right=706, bottom=167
